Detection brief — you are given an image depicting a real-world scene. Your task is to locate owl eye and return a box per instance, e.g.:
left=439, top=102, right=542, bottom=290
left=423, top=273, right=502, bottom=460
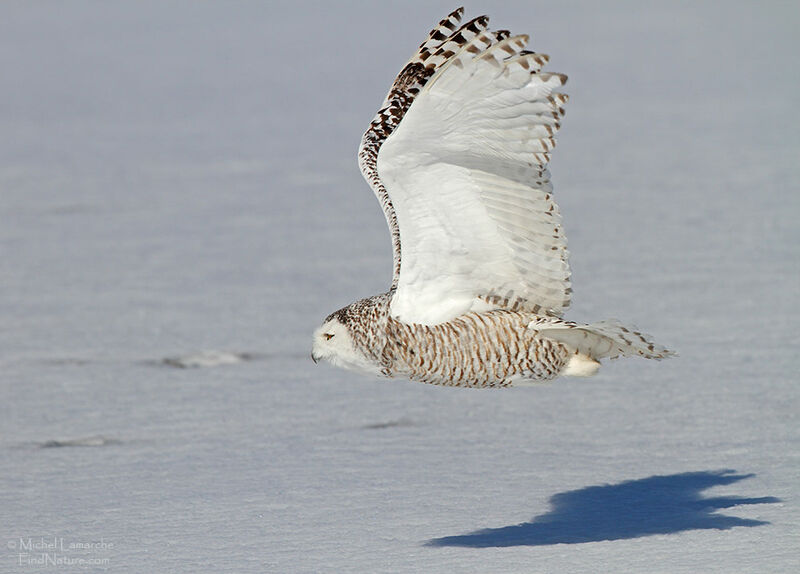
left=323, top=333, right=335, bottom=341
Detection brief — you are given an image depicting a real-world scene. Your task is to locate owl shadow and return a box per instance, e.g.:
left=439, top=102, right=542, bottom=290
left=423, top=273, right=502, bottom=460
left=427, top=470, right=779, bottom=547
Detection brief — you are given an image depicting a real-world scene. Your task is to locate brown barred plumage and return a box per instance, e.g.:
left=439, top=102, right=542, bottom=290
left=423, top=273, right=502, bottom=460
left=385, top=310, right=572, bottom=387
left=322, top=295, right=573, bottom=387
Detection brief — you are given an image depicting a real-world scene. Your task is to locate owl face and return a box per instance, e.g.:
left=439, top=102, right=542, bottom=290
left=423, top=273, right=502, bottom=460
left=311, top=316, right=382, bottom=376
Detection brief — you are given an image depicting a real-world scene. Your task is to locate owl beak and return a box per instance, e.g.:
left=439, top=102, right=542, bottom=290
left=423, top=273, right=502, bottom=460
left=311, top=351, right=319, bottom=364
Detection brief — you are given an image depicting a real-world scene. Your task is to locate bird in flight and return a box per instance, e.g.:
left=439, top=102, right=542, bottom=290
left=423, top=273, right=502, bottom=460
left=312, top=8, right=673, bottom=387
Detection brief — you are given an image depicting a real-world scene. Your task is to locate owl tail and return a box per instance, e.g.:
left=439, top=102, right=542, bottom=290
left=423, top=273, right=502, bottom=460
left=537, top=319, right=675, bottom=377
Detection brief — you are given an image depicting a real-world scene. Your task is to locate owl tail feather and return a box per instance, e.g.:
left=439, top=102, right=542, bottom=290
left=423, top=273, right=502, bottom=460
left=537, top=319, right=675, bottom=377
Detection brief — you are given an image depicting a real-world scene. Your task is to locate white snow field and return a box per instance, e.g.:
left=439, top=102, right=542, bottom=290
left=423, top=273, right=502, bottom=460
left=1, top=2, right=798, bottom=573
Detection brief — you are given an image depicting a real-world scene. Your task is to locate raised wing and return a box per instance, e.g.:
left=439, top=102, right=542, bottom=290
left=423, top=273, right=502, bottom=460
left=358, top=8, right=490, bottom=289
left=363, top=10, right=572, bottom=325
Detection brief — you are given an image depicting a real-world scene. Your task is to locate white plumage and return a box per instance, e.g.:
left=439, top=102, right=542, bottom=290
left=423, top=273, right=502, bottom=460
left=311, top=8, right=673, bottom=388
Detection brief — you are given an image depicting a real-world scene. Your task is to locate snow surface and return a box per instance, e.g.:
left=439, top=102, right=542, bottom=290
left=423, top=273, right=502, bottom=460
left=1, top=1, right=798, bottom=572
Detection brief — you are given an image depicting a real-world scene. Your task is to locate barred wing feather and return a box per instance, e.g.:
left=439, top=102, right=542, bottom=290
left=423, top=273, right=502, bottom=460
left=358, top=9, right=490, bottom=289
left=374, top=18, right=572, bottom=325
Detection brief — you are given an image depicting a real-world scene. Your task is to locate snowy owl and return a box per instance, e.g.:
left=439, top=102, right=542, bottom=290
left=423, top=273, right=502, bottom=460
left=311, top=8, right=673, bottom=388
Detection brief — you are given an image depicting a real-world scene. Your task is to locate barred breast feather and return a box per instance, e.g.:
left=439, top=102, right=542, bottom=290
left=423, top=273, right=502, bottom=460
left=384, top=310, right=572, bottom=388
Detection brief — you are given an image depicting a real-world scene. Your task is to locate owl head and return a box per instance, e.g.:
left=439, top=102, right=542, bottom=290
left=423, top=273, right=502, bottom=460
left=311, top=307, right=382, bottom=377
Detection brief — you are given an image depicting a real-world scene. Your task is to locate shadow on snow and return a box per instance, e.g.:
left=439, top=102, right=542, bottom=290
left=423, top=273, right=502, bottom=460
left=427, top=470, right=779, bottom=548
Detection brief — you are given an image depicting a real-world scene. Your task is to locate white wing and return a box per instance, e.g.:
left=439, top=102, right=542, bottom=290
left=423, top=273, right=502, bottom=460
left=361, top=11, right=571, bottom=325
left=358, top=9, right=490, bottom=289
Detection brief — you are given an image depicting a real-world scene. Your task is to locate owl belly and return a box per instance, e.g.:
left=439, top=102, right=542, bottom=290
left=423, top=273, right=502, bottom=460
left=385, top=311, right=571, bottom=388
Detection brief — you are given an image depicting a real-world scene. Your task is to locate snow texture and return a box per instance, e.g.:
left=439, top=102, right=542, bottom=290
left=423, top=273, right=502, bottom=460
left=1, top=1, right=798, bottom=573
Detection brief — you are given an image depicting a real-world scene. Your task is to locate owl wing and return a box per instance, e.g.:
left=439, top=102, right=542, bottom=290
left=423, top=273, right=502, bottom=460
left=359, top=9, right=571, bottom=325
